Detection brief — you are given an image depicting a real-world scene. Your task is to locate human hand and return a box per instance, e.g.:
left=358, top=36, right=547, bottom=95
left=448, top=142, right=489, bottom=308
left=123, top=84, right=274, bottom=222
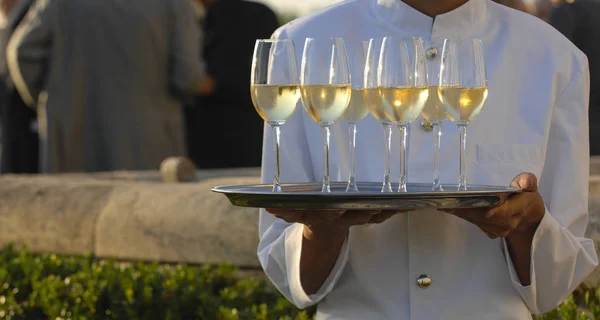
left=197, top=76, right=215, bottom=95
left=266, top=208, right=406, bottom=240
left=441, top=173, right=545, bottom=239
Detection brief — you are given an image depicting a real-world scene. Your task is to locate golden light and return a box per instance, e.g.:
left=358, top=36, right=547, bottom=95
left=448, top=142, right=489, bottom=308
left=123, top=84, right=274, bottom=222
left=459, top=96, right=471, bottom=108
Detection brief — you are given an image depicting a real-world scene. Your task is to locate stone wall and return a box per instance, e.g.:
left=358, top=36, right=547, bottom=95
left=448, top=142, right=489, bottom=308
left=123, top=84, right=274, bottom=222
left=0, top=168, right=261, bottom=267
left=0, top=164, right=599, bottom=285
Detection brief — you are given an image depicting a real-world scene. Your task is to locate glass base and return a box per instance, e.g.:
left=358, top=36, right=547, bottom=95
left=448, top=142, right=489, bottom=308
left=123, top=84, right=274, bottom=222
left=345, top=183, right=360, bottom=193
left=381, top=182, right=393, bottom=193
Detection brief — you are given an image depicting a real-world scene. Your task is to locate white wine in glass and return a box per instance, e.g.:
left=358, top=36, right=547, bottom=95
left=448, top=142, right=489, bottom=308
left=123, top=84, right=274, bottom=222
left=341, top=88, right=369, bottom=192
left=343, top=88, right=370, bottom=123
left=379, top=87, right=429, bottom=123
left=438, top=87, right=488, bottom=124
left=301, top=84, right=351, bottom=124
left=341, top=42, right=371, bottom=193
left=250, top=39, right=300, bottom=192
left=364, top=38, right=393, bottom=192
left=439, top=38, right=488, bottom=191
left=421, top=86, right=446, bottom=123
left=421, top=76, right=447, bottom=192
left=301, top=37, right=351, bottom=193
left=363, top=87, right=386, bottom=120
left=378, top=36, right=429, bottom=192
left=251, top=84, right=301, bottom=123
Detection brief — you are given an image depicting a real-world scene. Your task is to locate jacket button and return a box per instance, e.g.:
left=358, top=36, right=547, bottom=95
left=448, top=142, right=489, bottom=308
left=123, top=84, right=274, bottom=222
left=426, top=47, right=438, bottom=59
left=417, top=274, right=432, bottom=288
left=421, top=120, right=433, bottom=132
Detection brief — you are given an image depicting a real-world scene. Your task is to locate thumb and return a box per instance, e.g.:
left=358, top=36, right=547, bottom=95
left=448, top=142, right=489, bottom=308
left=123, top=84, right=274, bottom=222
left=510, top=172, right=538, bottom=192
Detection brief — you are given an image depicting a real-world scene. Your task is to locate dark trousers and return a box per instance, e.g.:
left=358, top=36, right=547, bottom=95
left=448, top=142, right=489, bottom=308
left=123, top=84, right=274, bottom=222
left=0, top=87, right=39, bottom=174
left=184, top=99, right=263, bottom=169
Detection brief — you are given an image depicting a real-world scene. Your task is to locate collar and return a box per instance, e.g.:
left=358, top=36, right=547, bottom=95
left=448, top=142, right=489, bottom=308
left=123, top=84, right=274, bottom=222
left=370, top=0, right=488, bottom=40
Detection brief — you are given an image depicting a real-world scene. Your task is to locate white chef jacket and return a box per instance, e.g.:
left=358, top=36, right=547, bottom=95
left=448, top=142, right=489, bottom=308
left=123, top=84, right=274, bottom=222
left=257, top=0, right=599, bottom=319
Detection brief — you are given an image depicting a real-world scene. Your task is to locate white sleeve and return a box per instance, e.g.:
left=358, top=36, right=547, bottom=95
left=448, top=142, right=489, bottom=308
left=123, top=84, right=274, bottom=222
left=503, top=51, right=599, bottom=315
left=257, top=27, right=351, bottom=309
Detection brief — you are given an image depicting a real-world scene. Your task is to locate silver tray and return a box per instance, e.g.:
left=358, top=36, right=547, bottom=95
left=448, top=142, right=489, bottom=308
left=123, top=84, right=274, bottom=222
left=211, top=182, right=521, bottom=210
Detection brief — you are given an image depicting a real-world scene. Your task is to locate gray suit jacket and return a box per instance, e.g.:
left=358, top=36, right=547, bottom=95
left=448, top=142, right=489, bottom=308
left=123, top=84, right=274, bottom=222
left=7, top=0, right=206, bottom=172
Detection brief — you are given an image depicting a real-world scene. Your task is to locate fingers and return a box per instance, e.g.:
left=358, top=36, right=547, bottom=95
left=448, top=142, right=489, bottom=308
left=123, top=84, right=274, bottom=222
left=442, top=208, right=487, bottom=220
left=510, top=172, right=538, bottom=192
left=265, top=209, right=346, bottom=225
left=274, top=211, right=306, bottom=224
left=343, top=210, right=382, bottom=226
left=265, top=208, right=408, bottom=228
left=266, top=208, right=345, bottom=215
left=368, top=210, right=402, bottom=224
left=481, top=229, right=499, bottom=239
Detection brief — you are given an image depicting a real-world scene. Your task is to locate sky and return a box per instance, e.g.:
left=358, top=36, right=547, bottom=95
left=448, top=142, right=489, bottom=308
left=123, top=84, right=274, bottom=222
left=255, top=0, right=344, bottom=14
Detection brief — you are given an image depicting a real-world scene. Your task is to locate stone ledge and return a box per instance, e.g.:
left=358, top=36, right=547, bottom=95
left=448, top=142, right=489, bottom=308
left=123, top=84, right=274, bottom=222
left=0, top=170, right=262, bottom=267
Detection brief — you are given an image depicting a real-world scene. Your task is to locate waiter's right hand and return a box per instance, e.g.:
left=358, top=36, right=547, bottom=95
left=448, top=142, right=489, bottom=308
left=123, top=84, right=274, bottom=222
left=265, top=209, right=404, bottom=239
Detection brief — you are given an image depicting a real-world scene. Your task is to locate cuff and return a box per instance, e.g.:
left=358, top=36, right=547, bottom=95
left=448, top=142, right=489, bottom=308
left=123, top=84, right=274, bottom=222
left=285, top=223, right=351, bottom=308
left=503, top=209, right=559, bottom=313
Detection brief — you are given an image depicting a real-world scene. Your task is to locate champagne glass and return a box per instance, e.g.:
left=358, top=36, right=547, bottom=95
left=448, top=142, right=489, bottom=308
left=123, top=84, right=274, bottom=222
left=421, top=45, right=447, bottom=191
left=378, top=37, right=429, bottom=192
left=341, top=41, right=370, bottom=192
left=439, top=39, right=488, bottom=191
left=300, top=38, right=351, bottom=193
left=250, top=39, right=301, bottom=192
left=364, top=38, right=393, bottom=193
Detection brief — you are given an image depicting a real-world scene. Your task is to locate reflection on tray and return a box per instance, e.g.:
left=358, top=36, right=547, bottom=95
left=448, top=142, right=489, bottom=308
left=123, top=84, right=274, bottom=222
left=212, top=182, right=520, bottom=210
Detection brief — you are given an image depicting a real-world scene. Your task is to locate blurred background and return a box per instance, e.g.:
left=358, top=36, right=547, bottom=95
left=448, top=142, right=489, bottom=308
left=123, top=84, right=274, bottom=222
left=1, top=0, right=591, bottom=176
left=0, top=0, right=598, bottom=319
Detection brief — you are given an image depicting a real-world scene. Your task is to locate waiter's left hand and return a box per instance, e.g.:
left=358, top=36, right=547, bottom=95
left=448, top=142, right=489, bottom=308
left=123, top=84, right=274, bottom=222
left=442, top=173, right=546, bottom=239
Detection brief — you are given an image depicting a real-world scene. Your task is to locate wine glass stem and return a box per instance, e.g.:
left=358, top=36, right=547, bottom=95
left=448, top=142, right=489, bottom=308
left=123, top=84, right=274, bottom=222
left=398, top=124, right=408, bottom=193
left=271, top=124, right=282, bottom=193
left=322, top=125, right=331, bottom=193
left=382, top=122, right=392, bottom=193
left=433, top=123, right=443, bottom=191
left=346, top=122, right=359, bottom=192
left=458, top=124, right=467, bottom=191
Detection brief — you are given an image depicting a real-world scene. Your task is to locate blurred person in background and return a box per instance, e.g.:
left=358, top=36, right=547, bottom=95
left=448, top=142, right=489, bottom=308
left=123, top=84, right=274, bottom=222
left=549, top=0, right=600, bottom=155
left=492, top=0, right=528, bottom=11
left=536, top=0, right=555, bottom=20
left=0, top=0, right=37, bottom=174
left=7, top=0, right=208, bottom=173
left=186, top=0, right=279, bottom=169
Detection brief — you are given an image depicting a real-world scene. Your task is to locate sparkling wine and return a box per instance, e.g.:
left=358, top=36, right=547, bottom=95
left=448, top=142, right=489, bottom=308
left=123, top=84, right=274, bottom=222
left=421, top=86, right=446, bottom=123
left=341, top=88, right=370, bottom=123
left=363, top=87, right=386, bottom=121
left=439, top=87, right=488, bottom=124
left=301, top=84, right=351, bottom=124
left=250, top=84, right=301, bottom=124
left=379, top=87, right=429, bottom=124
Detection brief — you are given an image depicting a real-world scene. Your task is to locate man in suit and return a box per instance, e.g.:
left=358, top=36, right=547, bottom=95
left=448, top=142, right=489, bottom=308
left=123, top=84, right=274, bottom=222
left=186, top=0, right=279, bottom=169
left=0, top=0, right=37, bottom=174
left=7, top=0, right=208, bottom=173
left=549, top=0, right=600, bottom=155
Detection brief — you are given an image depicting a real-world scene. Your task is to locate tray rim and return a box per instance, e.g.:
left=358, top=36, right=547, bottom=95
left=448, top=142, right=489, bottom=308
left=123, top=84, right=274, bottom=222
left=211, top=181, right=522, bottom=198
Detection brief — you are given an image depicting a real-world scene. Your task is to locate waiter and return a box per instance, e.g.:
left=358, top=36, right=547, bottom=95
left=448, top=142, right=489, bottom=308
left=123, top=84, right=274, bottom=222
left=257, top=0, right=598, bottom=318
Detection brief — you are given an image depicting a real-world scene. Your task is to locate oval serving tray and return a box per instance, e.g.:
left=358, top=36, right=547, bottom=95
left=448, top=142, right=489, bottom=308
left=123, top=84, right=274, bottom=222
left=211, top=182, right=521, bottom=211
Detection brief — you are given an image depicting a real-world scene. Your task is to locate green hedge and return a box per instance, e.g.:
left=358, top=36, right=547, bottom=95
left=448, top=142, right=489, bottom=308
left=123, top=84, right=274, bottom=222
left=0, top=244, right=597, bottom=319
left=0, top=245, right=314, bottom=319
